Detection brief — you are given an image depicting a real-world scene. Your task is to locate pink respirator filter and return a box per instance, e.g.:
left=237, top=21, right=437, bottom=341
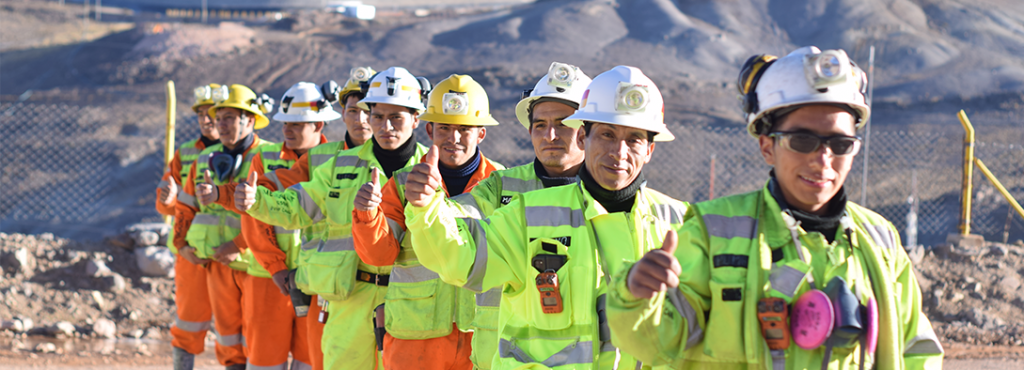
left=790, top=289, right=834, bottom=350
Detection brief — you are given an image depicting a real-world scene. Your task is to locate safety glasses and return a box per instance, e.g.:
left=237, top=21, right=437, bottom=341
left=768, top=131, right=862, bottom=156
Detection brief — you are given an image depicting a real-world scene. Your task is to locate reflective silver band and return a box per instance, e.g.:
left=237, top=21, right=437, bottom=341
left=246, top=362, right=287, bottom=370
left=178, top=191, right=197, bottom=208
left=652, top=202, right=686, bottom=225
left=904, top=331, right=944, bottom=354
left=261, top=151, right=282, bottom=162
left=703, top=214, right=758, bottom=240
left=524, top=206, right=584, bottom=228
left=863, top=224, right=897, bottom=250
left=224, top=216, right=241, bottom=229
left=500, top=176, right=544, bottom=194
left=157, top=180, right=169, bottom=188
left=274, top=226, right=301, bottom=235
left=450, top=193, right=483, bottom=220
left=666, top=288, right=704, bottom=350
left=180, top=147, right=203, bottom=157
left=499, top=339, right=593, bottom=367
left=309, top=154, right=334, bottom=167
left=192, top=214, right=220, bottom=226
left=461, top=218, right=489, bottom=293
left=216, top=332, right=243, bottom=347
left=394, top=171, right=410, bottom=186
left=174, top=317, right=211, bottom=333
left=291, top=360, right=313, bottom=370
left=264, top=171, right=284, bottom=192
left=301, top=239, right=321, bottom=251
left=475, top=287, right=501, bottom=307
left=334, top=155, right=362, bottom=168
left=769, top=264, right=806, bottom=299
left=318, top=238, right=355, bottom=253
left=290, top=183, right=325, bottom=224
left=391, top=264, right=438, bottom=284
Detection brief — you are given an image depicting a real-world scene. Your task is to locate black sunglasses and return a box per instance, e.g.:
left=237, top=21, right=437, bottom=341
left=768, top=131, right=862, bottom=156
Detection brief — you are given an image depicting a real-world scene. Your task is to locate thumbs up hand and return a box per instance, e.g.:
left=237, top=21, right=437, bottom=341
left=405, top=146, right=443, bottom=208
left=158, top=178, right=178, bottom=206
left=197, top=170, right=220, bottom=206
left=627, top=230, right=683, bottom=299
left=235, top=170, right=258, bottom=212
left=354, top=167, right=384, bottom=212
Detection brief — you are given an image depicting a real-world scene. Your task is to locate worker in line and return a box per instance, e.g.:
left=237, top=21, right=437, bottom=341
left=157, top=83, right=221, bottom=370
left=441, top=62, right=591, bottom=369
left=175, top=84, right=275, bottom=370
left=202, top=67, right=376, bottom=370
left=351, top=74, right=505, bottom=370
left=235, top=67, right=431, bottom=369
left=402, top=66, right=687, bottom=369
left=608, top=46, right=944, bottom=369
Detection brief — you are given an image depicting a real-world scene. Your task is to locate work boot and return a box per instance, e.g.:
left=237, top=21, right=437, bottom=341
left=172, top=346, right=195, bottom=370
left=225, top=364, right=246, bottom=370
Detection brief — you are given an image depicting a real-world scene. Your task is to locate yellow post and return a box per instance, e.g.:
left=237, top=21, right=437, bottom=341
left=164, top=80, right=176, bottom=225
left=957, top=110, right=975, bottom=235
left=974, top=158, right=1024, bottom=222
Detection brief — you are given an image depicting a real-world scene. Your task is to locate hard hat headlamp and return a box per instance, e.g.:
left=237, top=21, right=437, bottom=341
left=252, top=94, right=275, bottom=114
left=615, top=82, right=650, bottom=113
left=804, top=50, right=851, bottom=90
left=211, top=85, right=230, bottom=104
left=547, top=62, right=577, bottom=92
left=194, top=86, right=212, bottom=104
left=351, top=67, right=372, bottom=82
left=442, top=92, right=469, bottom=116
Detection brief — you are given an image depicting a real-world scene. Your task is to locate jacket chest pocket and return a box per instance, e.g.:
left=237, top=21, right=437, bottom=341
left=703, top=252, right=752, bottom=360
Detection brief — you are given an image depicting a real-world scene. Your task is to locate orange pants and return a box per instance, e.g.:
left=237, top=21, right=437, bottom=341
left=383, top=325, right=473, bottom=370
left=170, top=254, right=212, bottom=355
left=242, top=276, right=310, bottom=369
left=206, top=262, right=248, bottom=366
left=306, top=296, right=325, bottom=370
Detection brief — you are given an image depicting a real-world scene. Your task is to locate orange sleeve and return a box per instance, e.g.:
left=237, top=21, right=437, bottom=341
left=173, top=164, right=199, bottom=250
left=275, top=152, right=311, bottom=189
left=351, top=178, right=404, bottom=266
left=155, top=150, right=183, bottom=216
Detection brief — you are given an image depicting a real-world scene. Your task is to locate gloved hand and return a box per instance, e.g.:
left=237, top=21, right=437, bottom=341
left=196, top=170, right=220, bottom=206
left=179, top=245, right=211, bottom=266
left=354, top=167, right=383, bottom=212
left=158, top=178, right=178, bottom=206
left=404, top=146, right=442, bottom=208
left=271, top=269, right=289, bottom=296
left=213, top=240, right=240, bottom=265
left=235, top=171, right=258, bottom=212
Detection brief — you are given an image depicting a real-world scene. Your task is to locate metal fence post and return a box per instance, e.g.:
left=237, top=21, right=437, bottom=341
left=860, top=45, right=875, bottom=206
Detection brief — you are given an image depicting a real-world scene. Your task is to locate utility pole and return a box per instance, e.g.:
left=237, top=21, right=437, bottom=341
left=860, top=45, right=875, bottom=206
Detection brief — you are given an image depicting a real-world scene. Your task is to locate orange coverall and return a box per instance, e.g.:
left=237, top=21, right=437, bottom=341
left=175, top=137, right=265, bottom=367
left=351, top=154, right=502, bottom=370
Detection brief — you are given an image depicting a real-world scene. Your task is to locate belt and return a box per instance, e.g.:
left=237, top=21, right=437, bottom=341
left=357, top=270, right=390, bottom=286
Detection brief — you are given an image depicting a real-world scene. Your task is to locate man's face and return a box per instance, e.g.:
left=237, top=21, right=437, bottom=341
left=369, top=103, right=419, bottom=150
left=282, top=121, right=322, bottom=151
left=196, top=105, right=219, bottom=140
left=758, top=105, right=858, bottom=215
left=426, top=122, right=485, bottom=169
left=583, top=122, right=655, bottom=191
left=215, top=107, right=254, bottom=148
left=343, top=95, right=372, bottom=146
left=530, top=101, right=585, bottom=173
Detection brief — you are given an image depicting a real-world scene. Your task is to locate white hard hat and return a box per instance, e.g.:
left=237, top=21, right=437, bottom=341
left=563, top=66, right=674, bottom=142
left=741, top=46, right=870, bottom=138
left=273, top=82, right=342, bottom=122
left=357, top=66, right=428, bottom=113
left=515, top=62, right=592, bottom=129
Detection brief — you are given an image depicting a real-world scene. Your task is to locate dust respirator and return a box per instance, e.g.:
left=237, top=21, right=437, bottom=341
left=208, top=152, right=243, bottom=182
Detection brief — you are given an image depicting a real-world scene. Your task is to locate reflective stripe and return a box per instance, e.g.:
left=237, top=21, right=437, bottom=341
left=863, top=224, right=897, bottom=250
left=262, top=151, right=282, bottom=161
left=391, top=264, right=438, bottom=284
left=193, top=214, right=220, bottom=226
left=291, top=360, right=313, bottom=370
left=475, top=287, right=501, bottom=307
left=652, top=202, right=686, bottom=225
left=274, top=226, right=301, bottom=235
left=318, top=238, right=354, bottom=252
left=768, top=264, right=805, bottom=298
left=246, top=361, right=287, bottom=370
left=216, top=332, right=243, bottom=347
left=703, top=214, right=758, bottom=239
left=301, top=239, right=320, bottom=251
left=290, top=184, right=325, bottom=224
left=180, top=147, right=203, bottom=157
left=524, top=206, right=584, bottom=228
left=666, top=288, right=703, bottom=350
left=600, top=341, right=617, bottom=353
left=771, top=349, right=786, bottom=370
left=450, top=193, right=483, bottom=219
left=501, top=176, right=543, bottom=194
left=904, top=331, right=944, bottom=354
left=394, top=171, right=410, bottom=186
left=157, top=180, right=169, bottom=188
left=309, top=154, right=334, bottom=167
left=173, top=317, right=210, bottom=333
left=461, top=218, right=489, bottom=293
left=224, top=216, right=241, bottom=229
left=265, top=171, right=284, bottom=191
left=334, top=155, right=362, bottom=168
left=178, top=191, right=197, bottom=208
left=385, top=217, right=405, bottom=244
left=499, top=339, right=593, bottom=367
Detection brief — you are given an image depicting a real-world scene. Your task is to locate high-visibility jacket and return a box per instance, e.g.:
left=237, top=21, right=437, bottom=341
left=174, top=136, right=272, bottom=271
left=445, top=160, right=575, bottom=369
left=241, top=142, right=307, bottom=278
left=157, top=138, right=211, bottom=254
left=351, top=154, right=504, bottom=339
left=212, top=138, right=346, bottom=291
left=405, top=181, right=688, bottom=369
left=246, top=141, right=428, bottom=301
left=605, top=184, right=944, bottom=370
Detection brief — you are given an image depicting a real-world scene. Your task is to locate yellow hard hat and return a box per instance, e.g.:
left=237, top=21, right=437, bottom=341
left=191, top=83, right=222, bottom=113
left=338, top=66, right=376, bottom=103
left=208, top=84, right=273, bottom=130
left=419, top=74, right=499, bottom=126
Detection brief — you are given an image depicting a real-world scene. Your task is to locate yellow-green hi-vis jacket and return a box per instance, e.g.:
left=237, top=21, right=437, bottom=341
left=405, top=181, right=688, bottom=370
left=447, top=161, right=574, bottom=370
left=606, top=183, right=944, bottom=370
left=245, top=141, right=428, bottom=301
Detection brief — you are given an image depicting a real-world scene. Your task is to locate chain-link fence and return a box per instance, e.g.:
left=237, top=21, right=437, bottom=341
left=2, top=101, right=1022, bottom=245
